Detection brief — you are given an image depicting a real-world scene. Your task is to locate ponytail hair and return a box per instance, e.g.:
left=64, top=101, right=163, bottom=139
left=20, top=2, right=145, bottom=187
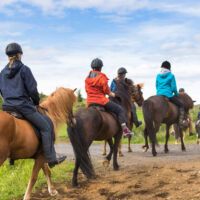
left=8, top=54, right=19, bottom=68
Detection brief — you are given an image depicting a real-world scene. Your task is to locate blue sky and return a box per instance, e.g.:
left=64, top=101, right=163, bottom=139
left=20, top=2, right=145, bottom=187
left=0, top=0, right=200, bottom=102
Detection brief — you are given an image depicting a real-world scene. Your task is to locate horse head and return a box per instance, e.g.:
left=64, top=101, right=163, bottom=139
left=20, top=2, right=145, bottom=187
left=132, top=83, right=144, bottom=106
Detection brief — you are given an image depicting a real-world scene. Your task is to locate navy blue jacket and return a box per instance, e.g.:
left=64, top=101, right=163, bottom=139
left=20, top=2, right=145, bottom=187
left=0, top=60, right=40, bottom=115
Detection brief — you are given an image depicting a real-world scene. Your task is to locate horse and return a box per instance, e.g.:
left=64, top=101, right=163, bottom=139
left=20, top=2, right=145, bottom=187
left=0, top=87, right=76, bottom=200
left=195, top=119, right=200, bottom=144
left=101, top=83, right=144, bottom=156
left=142, top=93, right=193, bottom=156
left=67, top=78, right=135, bottom=186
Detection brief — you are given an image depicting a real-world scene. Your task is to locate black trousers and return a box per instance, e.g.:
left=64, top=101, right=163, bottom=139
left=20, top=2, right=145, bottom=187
left=24, top=112, right=56, bottom=162
left=104, top=101, right=127, bottom=124
left=132, top=103, right=139, bottom=124
left=169, top=96, right=184, bottom=109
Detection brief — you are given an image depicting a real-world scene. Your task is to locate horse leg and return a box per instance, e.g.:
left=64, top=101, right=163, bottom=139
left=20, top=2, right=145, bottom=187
left=0, top=141, right=10, bottom=166
left=103, top=138, right=113, bottom=167
left=72, top=158, right=80, bottom=187
left=23, top=156, right=45, bottom=200
left=118, top=138, right=124, bottom=157
left=128, top=136, right=132, bottom=153
left=179, top=128, right=186, bottom=151
left=42, top=163, right=58, bottom=196
left=148, top=126, right=157, bottom=156
left=102, top=140, right=107, bottom=156
left=164, top=125, right=170, bottom=153
left=113, top=133, right=121, bottom=170
left=142, top=127, right=149, bottom=152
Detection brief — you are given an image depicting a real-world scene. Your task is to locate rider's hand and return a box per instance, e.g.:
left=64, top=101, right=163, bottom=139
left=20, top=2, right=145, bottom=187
left=109, top=92, right=115, bottom=98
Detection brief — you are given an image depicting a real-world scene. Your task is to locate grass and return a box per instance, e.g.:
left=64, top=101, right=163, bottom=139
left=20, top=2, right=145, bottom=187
left=0, top=160, right=74, bottom=200
left=1, top=102, right=199, bottom=200
left=58, top=102, right=200, bottom=144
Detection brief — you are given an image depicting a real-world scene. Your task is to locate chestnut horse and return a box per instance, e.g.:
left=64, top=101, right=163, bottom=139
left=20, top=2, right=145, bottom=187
left=67, top=78, right=135, bottom=186
left=142, top=93, right=193, bottom=156
left=0, top=87, right=76, bottom=200
left=101, top=83, right=144, bottom=156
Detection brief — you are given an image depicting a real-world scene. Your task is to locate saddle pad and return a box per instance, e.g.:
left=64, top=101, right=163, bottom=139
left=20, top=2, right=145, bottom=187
left=3, top=108, right=42, bottom=141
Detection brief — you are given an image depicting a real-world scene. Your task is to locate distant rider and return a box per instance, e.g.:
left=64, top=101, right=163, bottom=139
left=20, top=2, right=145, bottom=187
left=85, top=58, right=134, bottom=137
left=110, top=67, right=142, bottom=127
left=156, top=61, right=185, bottom=127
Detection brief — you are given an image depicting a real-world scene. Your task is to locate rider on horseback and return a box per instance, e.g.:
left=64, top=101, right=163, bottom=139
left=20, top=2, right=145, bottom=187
left=0, top=43, right=66, bottom=168
left=85, top=58, right=134, bottom=138
left=110, top=67, right=142, bottom=128
left=156, top=61, right=185, bottom=127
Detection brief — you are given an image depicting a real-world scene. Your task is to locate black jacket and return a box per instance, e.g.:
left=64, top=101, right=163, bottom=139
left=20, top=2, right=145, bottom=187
left=0, top=60, right=40, bottom=115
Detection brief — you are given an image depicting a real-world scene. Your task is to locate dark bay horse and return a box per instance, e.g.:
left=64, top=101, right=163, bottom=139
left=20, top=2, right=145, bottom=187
left=102, top=83, right=144, bottom=156
left=0, top=87, right=76, bottom=200
left=142, top=93, right=193, bottom=156
left=67, top=78, right=135, bottom=186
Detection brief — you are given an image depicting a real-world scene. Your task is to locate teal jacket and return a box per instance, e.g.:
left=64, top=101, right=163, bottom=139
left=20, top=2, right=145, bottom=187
left=156, top=71, right=178, bottom=98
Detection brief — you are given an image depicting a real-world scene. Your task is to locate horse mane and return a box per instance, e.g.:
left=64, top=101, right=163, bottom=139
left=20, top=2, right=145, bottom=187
left=179, top=93, right=194, bottom=111
left=39, top=87, right=76, bottom=133
left=113, top=78, right=133, bottom=111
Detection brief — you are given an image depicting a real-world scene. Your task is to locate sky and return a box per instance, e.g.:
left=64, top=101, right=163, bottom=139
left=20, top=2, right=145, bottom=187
left=0, top=0, right=200, bottom=103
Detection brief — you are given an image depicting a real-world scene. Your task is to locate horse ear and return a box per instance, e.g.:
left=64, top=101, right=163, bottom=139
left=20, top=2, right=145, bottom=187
left=138, top=83, right=144, bottom=88
left=73, top=88, right=77, bottom=93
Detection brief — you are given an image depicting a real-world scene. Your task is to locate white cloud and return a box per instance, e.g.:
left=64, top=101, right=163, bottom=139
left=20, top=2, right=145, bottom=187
left=0, top=0, right=200, bottom=18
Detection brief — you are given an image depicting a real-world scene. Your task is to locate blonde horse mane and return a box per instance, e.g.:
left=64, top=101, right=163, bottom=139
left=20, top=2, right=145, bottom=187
left=39, top=87, right=76, bottom=134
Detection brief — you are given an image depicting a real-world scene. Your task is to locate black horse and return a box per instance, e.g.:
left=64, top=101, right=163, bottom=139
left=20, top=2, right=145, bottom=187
left=67, top=78, right=136, bottom=186
left=142, top=93, right=193, bottom=156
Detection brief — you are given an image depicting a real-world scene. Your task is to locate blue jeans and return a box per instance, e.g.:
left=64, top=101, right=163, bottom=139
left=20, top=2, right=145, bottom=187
left=24, top=112, right=56, bottom=162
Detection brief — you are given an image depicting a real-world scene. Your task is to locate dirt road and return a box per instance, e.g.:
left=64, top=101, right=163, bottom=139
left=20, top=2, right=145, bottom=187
left=32, top=143, right=200, bottom=200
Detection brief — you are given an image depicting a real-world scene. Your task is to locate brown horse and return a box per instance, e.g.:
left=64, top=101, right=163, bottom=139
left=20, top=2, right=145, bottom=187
left=0, top=87, right=76, bottom=200
left=102, top=83, right=144, bottom=156
left=142, top=93, right=193, bottom=156
left=67, top=78, right=135, bottom=186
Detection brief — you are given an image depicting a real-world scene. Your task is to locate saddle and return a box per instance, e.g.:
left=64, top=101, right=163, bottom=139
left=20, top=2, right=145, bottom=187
left=3, top=106, right=42, bottom=141
left=89, top=103, right=118, bottom=120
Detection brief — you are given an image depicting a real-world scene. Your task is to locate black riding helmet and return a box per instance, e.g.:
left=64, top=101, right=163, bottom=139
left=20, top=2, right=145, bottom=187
left=161, top=61, right=171, bottom=70
left=91, top=58, right=103, bottom=70
left=6, top=43, right=23, bottom=57
left=118, top=67, right=127, bottom=75
left=179, top=88, right=185, bottom=92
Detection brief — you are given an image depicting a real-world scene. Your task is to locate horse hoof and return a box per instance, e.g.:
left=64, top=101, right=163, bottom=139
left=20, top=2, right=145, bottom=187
left=114, top=165, right=119, bottom=171
left=142, top=147, right=148, bottom=152
left=103, top=160, right=109, bottom=168
left=128, top=148, right=132, bottom=152
left=165, top=149, right=169, bottom=153
left=182, top=148, right=186, bottom=152
left=119, top=152, right=124, bottom=157
left=50, top=189, right=58, bottom=196
left=102, top=152, right=106, bottom=156
left=153, top=152, right=157, bottom=157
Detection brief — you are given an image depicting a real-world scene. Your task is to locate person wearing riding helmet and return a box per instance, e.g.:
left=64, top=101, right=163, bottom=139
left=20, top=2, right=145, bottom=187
left=156, top=61, right=185, bottom=127
left=85, top=58, right=134, bottom=137
left=171, top=88, right=194, bottom=136
left=110, top=67, right=142, bottom=128
left=0, top=43, right=66, bottom=168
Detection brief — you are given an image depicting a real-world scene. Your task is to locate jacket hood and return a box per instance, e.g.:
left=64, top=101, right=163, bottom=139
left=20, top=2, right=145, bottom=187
left=158, top=71, right=171, bottom=79
left=86, top=71, right=108, bottom=86
left=5, top=60, right=23, bottom=79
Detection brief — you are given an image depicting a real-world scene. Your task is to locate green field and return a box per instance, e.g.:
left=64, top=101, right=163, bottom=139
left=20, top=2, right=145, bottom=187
left=58, top=103, right=200, bottom=144
left=0, top=160, right=74, bottom=200
left=0, top=102, right=199, bottom=200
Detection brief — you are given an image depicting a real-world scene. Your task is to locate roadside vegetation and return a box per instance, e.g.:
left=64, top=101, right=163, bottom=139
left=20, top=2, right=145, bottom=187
left=0, top=91, right=199, bottom=200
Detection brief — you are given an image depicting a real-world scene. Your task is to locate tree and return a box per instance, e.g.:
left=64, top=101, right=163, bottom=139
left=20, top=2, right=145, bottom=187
left=77, top=89, right=83, bottom=102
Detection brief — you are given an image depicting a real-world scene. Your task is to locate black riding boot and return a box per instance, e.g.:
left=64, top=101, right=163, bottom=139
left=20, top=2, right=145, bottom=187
left=179, top=108, right=187, bottom=128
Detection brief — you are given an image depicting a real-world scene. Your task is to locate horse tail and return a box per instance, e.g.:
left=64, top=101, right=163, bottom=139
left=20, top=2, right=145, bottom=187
left=67, top=116, right=95, bottom=179
left=142, top=100, right=155, bottom=143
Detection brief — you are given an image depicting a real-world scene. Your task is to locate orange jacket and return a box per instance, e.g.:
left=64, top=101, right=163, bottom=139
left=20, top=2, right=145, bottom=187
left=85, top=70, right=111, bottom=106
